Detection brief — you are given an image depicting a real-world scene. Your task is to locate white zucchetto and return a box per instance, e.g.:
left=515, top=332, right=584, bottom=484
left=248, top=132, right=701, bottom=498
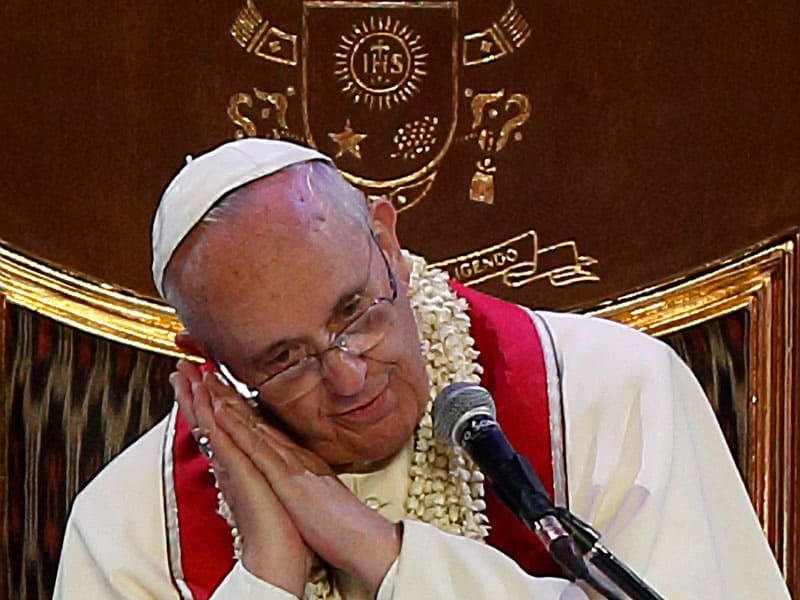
left=151, top=138, right=332, bottom=297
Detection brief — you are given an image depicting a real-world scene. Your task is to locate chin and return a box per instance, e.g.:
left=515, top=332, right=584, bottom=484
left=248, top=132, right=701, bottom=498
left=327, top=415, right=419, bottom=471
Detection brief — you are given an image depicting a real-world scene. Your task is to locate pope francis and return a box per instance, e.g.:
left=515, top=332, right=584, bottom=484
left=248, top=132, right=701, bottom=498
left=54, top=139, right=790, bottom=599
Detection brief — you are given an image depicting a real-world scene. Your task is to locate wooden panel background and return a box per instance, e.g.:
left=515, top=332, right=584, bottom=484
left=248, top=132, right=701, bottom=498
left=0, top=0, right=798, bottom=309
left=0, top=2, right=798, bottom=598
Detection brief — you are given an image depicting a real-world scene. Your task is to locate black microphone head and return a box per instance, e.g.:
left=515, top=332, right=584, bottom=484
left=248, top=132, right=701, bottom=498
left=433, top=382, right=496, bottom=446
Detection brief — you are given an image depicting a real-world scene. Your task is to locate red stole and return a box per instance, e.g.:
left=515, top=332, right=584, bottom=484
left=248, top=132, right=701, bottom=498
left=164, top=283, right=561, bottom=598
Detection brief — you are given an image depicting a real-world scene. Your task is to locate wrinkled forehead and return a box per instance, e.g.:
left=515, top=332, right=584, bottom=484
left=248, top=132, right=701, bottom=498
left=168, top=183, right=373, bottom=361
left=237, top=163, right=359, bottom=227
left=215, top=168, right=368, bottom=268
left=166, top=169, right=371, bottom=320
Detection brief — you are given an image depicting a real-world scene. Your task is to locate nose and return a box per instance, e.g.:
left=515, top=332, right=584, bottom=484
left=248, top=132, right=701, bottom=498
left=319, top=348, right=368, bottom=396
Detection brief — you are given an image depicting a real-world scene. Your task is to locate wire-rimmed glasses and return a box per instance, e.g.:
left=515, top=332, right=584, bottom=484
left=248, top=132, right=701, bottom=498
left=217, top=230, right=398, bottom=403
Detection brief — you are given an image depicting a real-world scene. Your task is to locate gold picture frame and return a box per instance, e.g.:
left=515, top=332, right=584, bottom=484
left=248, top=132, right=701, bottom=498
left=588, top=233, right=798, bottom=594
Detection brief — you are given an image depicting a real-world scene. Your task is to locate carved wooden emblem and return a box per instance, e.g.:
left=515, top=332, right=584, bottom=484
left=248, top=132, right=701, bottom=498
left=227, top=0, right=599, bottom=290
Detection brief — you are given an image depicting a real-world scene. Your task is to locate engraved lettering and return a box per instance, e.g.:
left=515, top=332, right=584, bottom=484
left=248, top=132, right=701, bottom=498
left=492, top=250, right=518, bottom=267
left=390, top=52, right=404, bottom=74
left=368, top=40, right=391, bottom=77
left=431, top=231, right=597, bottom=291
left=337, top=16, right=427, bottom=110
left=451, top=248, right=522, bottom=282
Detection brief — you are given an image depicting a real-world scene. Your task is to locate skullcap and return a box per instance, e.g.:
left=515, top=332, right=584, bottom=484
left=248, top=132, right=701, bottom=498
left=151, top=138, right=332, bottom=297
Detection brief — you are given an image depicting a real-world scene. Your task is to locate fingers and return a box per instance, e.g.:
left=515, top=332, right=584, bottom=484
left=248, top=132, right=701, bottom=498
left=209, top=393, right=288, bottom=475
left=193, top=382, right=296, bottom=527
left=170, top=372, right=199, bottom=433
left=201, top=370, right=301, bottom=448
left=181, top=371, right=332, bottom=494
left=206, top=380, right=333, bottom=479
left=188, top=377, right=314, bottom=594
left=200, top=380, right=396, bottom=591
left=193, top=381, right=261, bottom=487
left=177, top=358, right=203, bottom=383
left=169, top=358, right=206, bottom=432
left=192, top=373, right=287, bottom=481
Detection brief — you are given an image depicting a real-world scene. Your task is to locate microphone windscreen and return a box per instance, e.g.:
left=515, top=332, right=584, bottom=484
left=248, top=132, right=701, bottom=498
left=432, top=382, right=496, bottom=444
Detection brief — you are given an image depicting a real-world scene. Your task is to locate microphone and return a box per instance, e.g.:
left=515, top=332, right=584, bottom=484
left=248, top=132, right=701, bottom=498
left=434, top=383, right=666, bottom=600
left=433, top=382, right=590, bottom=580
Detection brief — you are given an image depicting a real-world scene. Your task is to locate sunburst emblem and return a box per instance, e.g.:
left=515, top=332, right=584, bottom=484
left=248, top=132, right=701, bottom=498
left=335, top=16, right=428, bottom=110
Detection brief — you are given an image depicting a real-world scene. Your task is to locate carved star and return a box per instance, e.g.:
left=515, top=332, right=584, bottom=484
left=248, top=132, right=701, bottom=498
left=328, top=119, right=367, bottom=159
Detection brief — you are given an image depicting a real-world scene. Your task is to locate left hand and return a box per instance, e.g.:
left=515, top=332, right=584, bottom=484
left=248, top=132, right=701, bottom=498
left=203, top=372, right=402, bottom=597
left=174, top=362, right=314, bottom=596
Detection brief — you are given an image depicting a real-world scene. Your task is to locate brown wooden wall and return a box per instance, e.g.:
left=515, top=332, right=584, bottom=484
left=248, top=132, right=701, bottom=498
left=1, top=0, right=798, bottom=309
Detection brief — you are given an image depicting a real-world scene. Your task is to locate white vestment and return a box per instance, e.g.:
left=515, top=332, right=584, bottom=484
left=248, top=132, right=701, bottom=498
left=53, top=311, right=791, bottom=599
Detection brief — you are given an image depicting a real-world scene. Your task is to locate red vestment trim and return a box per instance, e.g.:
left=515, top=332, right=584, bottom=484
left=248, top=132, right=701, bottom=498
left=171, top=411, right=232, bottom=598
left=166, top=284, right=561, bottom=597
left=449, top=282, right=560, bottom=577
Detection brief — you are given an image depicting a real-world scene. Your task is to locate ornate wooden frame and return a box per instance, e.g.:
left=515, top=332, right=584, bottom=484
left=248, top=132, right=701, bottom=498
left=0, top=233, right=796, bottom=595
left=588, top=233, right=798, bottom=594
left=0, top=288, right=6, bottom=596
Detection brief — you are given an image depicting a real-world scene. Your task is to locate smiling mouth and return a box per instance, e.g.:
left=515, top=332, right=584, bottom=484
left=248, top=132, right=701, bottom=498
left=336, top=390, right=383, bottom=416
left=329, top=382, right=394, bottom=424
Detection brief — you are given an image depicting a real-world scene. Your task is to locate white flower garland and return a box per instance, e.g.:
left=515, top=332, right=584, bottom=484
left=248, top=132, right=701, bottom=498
left=216, top=252, right=489, bottom=599
left=403, top=252, right=488, bottom=541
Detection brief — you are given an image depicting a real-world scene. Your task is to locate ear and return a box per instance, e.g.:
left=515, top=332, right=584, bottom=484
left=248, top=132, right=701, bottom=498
left=174, top=329, right=211, bottom=361
left=368, top=196, right=410, bottom=285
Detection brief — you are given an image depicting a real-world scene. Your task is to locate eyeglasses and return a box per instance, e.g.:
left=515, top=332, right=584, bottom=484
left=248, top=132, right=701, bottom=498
left=217, top=230, right=398, bottom=403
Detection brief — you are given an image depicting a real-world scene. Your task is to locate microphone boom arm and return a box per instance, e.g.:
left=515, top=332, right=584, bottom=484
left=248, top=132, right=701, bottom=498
left=461, top=417, right=665, bottom=600
left=555, top=508, right=666, bottom=600
left=434, top=383, right=666, bottom=600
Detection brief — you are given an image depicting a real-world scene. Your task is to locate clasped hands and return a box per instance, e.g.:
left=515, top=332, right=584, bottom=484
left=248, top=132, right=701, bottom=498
left=169, top=359, right=402, bottom=598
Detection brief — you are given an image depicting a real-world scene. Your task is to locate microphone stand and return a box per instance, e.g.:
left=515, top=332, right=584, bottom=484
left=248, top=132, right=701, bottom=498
left=508, top=454, right=666, bottom=600
left=448, top=405, right=665, bottom=599
left=551, top=507, right=666, bottom=600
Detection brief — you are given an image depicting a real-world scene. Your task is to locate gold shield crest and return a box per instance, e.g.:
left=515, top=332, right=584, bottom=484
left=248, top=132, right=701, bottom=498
left=302, top=1, right=458, bottom=206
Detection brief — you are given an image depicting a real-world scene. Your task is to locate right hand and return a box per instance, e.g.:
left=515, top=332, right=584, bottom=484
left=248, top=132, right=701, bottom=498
left=169, top=359, right=314, bottom=597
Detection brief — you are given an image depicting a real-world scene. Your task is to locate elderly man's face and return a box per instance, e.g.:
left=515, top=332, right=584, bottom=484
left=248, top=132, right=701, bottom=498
left=170, top=169, right=429, bottom=469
